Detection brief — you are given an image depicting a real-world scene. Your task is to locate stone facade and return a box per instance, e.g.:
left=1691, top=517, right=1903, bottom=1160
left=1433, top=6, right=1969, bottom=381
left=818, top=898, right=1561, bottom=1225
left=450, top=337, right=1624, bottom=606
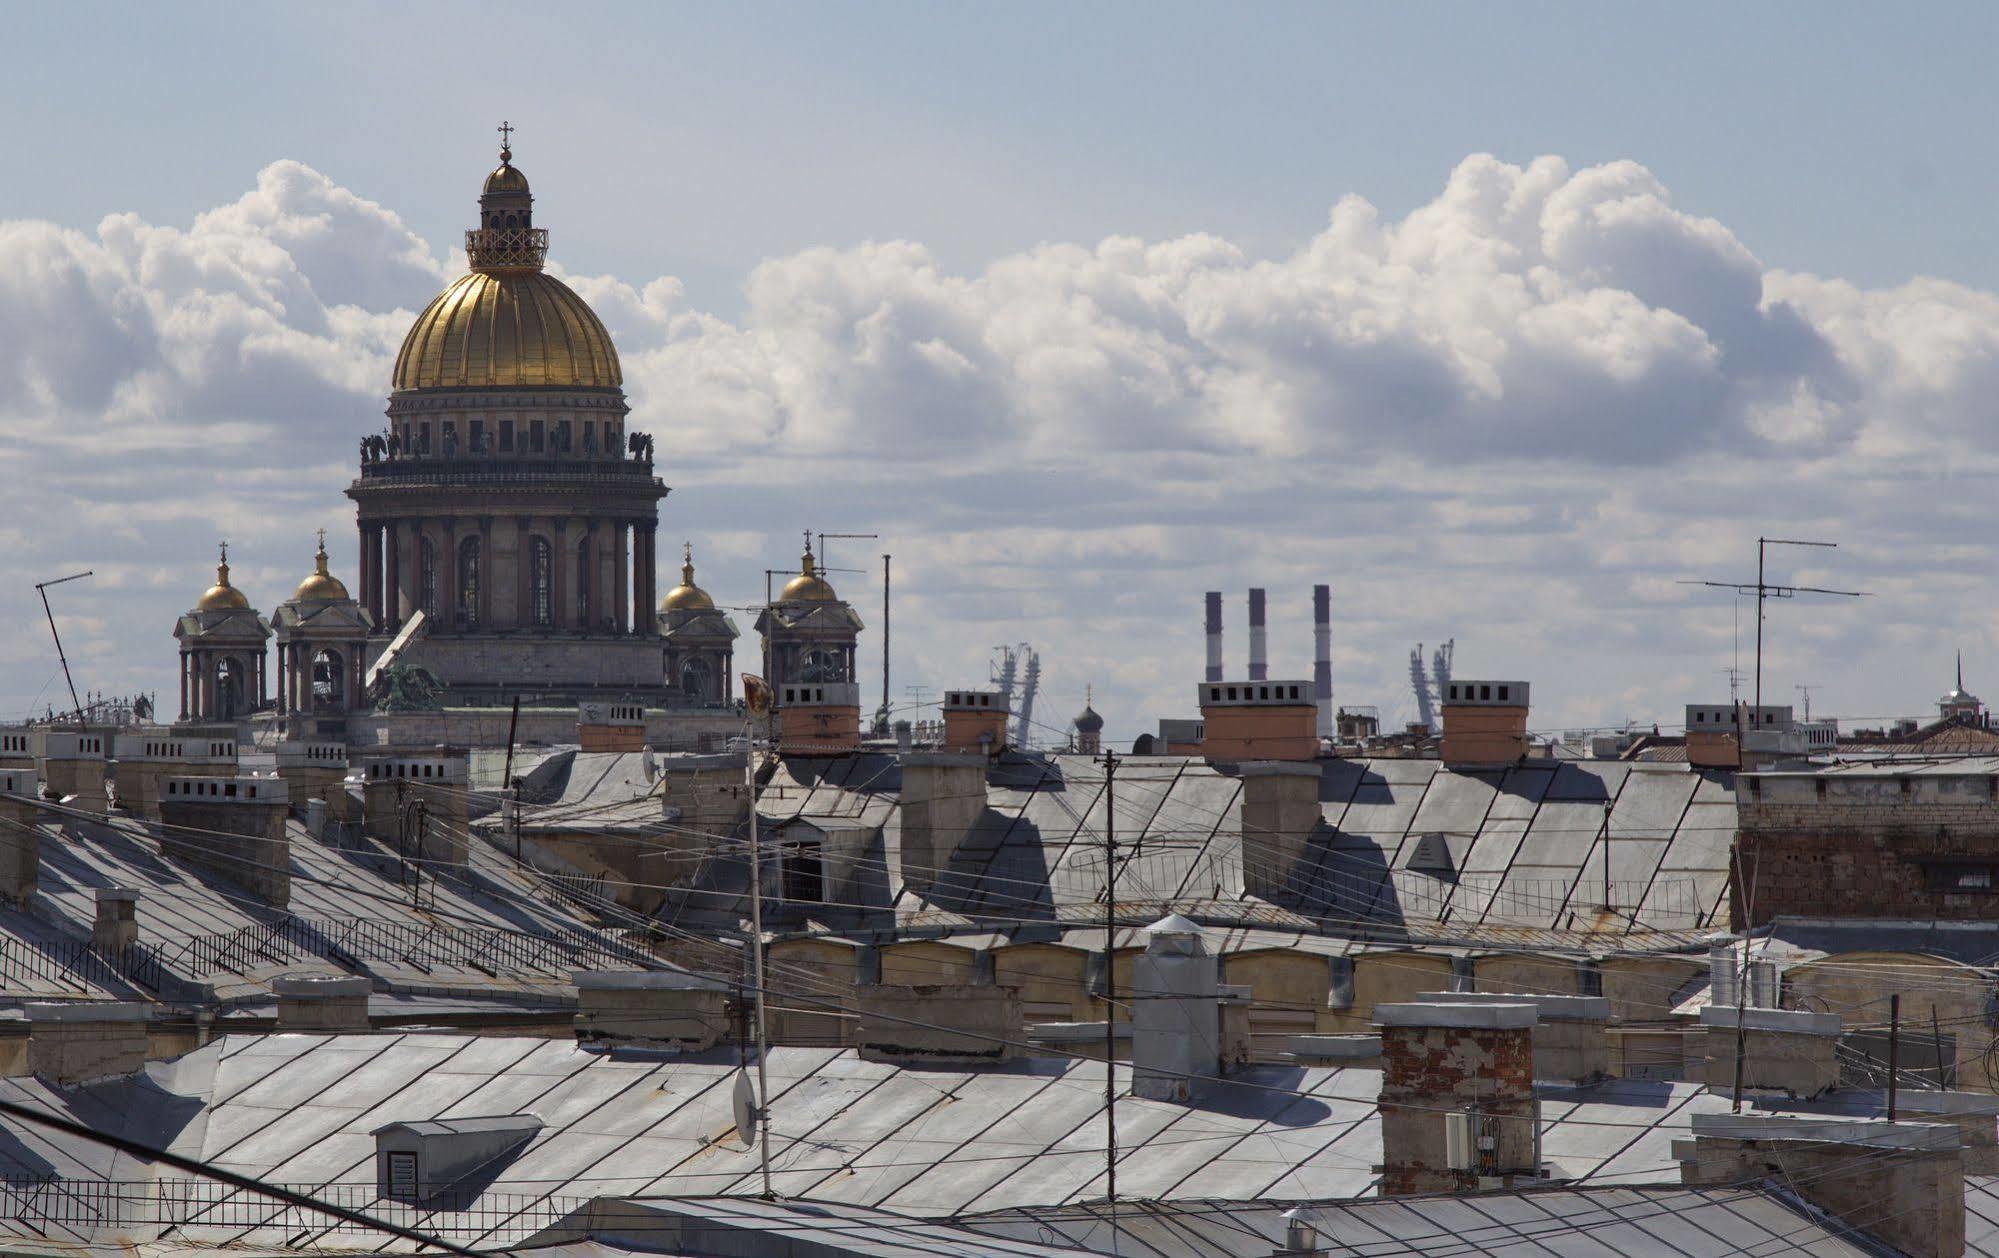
left=275, top=976, right=373, bottom=1032
left=854, top=983, right=1023, bottom=1065
left=38, top=730, right=109, bottom=816
left=27, top=1003, right=149, bottom=1087
left=361, top=753, right=471, bottom=865
left=573, top=970, right=732, bottom=1050
left=1238, top=761, right=1322, bottom=901
left=113, top=725, right=237, bottom=820
left=1734, top=770, right=1999, bottom=924
left=157, top=776, right=292, bottom=906
left=0, top=771, right=39, bottom=906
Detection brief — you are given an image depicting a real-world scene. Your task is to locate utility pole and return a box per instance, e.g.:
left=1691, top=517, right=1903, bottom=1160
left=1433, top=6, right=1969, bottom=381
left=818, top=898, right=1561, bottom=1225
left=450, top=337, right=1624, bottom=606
left=502, top=695, right=522, bottom=861
left=743, top=684, right=775, bottom=1199
left=882, top=554, right=891, bottom=732
left=1101, top=748, right=1119, bottom=1249
left=34, top=571, right=93, bottom=727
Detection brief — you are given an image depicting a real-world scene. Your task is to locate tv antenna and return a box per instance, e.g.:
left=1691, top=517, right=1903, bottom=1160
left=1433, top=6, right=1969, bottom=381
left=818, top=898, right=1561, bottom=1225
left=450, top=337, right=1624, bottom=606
left=34, top=570, right=94, bottom=727
left=1680, top=538, right=1869, bottom=711
left=1794, top=684, right=1817, bottom=724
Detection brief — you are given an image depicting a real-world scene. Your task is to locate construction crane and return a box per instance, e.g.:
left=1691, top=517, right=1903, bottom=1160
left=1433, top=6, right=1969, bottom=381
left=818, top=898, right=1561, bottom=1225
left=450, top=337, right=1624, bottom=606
left=991, top=642, right=1041, bottom=748
left=1016, top=649, right=1040, bottom=749
left=1407, top=638, right=1456, bottom=731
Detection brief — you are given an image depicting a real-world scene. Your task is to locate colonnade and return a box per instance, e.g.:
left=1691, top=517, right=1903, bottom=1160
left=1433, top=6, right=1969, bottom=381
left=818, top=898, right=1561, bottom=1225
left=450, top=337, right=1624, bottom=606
left=176, top=648, right=266, bottom=722
left=357, top=515, right=658, bottom=636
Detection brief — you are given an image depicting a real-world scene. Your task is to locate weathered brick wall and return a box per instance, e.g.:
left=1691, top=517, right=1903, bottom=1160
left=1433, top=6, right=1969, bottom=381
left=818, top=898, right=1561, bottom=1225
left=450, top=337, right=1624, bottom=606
left=1735, top=787, right=1999, bottom=925
left=1379, top=1022, right=1535, bottom=1195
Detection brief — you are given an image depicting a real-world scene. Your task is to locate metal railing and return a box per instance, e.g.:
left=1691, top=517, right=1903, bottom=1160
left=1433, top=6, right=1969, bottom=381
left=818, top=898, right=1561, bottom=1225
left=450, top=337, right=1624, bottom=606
left=464, top=226, right=549, bottom=269
left=149, top=913, right=646, bottom=981
left=0, top=937, right=163, bottom=997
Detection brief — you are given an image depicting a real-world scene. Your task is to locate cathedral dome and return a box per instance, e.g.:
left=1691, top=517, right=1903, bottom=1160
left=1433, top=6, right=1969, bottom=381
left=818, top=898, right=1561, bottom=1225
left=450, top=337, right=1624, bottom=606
left=197, top=547, right=250, bottom=612
left=662, top=543, right=715, bottom=612
left=293, top=537, right=350, bottom=602
left=483, top=161, right=532, bottom=197
left=393, top=270, right=621, bottom=391
left=780, top=545, right=839, bottom=602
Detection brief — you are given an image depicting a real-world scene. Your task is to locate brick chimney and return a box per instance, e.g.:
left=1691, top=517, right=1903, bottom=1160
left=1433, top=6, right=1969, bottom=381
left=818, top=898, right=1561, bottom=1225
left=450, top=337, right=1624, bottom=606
left=274, top=976, right=373, bottom=1033
left=941, top=690, right=1009, bottom=756
left=274, top=741, right=355, bottom=823
left=856, top=984, right=1023, bottom=1065
left=1415, top=991, right=1611, bottom=1085
left=1697, top=1005, right=1840, bottom=1097
left=361, top=750, right=471, bottom=864
left=91, top=888, right=139, bottom=953
left=1375, top=1001, right=1541, bottom=1195
left=897, top=751, right=986, bottom=891
left=1685, top=704, right=1802, bottom=770
left=37, top=729, right=109, bottom=816
left=573, top=969, right=733, bottom=1050
left=159, top=775, right=292, bottom=906
left=1238, top=761, right=1322, bottom=901
left=1198, top=680, right=1319, bottom=762
left=113, top=724, right=237, bottom=820
left=776, top=682, right=862, bottom=755
left=578, top=702, right=648, bottom=752
left=0, top=769, right=40, bottom=906
left=27, top=1002, right=150, bottom=1087
left=1439, top=681, right=1530, bottom=768
left=1679, top=1114, right=1965, bottom=1258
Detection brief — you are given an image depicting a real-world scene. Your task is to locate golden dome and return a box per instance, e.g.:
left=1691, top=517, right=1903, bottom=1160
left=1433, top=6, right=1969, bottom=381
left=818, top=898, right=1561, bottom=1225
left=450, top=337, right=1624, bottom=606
left=293, top=535, right=350, bottom=602
left=483, top=161, right=531, bottom=197
left=393, top=269, right=621, bottom=391
left=196, top=544, right=250, bottom=612
left=780, top=543, right=839, bottom=603
left=662, top=543, right=715, bottom=612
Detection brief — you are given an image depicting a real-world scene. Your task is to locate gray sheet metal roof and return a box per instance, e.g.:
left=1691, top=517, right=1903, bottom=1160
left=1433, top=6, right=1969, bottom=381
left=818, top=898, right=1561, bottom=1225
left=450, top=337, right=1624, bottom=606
left=524, top=1195, right=1100, bottom=1258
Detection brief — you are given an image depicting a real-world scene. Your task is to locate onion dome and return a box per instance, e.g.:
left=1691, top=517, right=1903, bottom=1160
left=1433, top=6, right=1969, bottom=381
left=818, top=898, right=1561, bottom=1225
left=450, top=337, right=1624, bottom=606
left=196, top=543, right=250, bottom=612
left=391, top=129, right=622, bottom=391
left=1073, top=686, right=1104, bottom=734
left=662, top=542, right=715, bottom=612
left=293, top=533, right=350, bottom=602
left=780, top=539, right=839, bottom=602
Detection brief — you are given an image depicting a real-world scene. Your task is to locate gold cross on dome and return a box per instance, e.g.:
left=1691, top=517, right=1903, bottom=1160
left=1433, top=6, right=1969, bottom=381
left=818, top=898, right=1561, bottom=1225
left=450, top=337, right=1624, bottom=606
left=218, top=540, right=229, bottom=564
left=316, top=527, right=327, bottom=549
left=497, top=120, right=514, bottom=155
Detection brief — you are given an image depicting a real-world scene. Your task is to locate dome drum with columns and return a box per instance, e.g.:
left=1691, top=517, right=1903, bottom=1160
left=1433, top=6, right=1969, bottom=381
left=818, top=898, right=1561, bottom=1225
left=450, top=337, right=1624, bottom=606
left=660, top=543, right=738, bottom=707
left=173, top=545, right=271, bottom=723
left=271, top=534, right=373, bottom=731
left=345, top=135, right=680, bottom=703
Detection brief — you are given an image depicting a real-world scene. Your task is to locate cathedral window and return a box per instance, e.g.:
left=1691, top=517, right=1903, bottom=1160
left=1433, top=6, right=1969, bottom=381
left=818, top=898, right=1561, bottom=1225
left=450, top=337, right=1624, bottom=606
left=556, top=420, right=572, bottom=453
left=419, top=423, right=432, bottom=455
left=576, top=539, right=591, bottom=623
left=420, top=537, right=439, bottom=618
left=458, top=537, right=482, bottom=629
left=311, top=649, right=344, bottom=710
left=469, top=419, right=484, bottom=452
left=530, top=420, right=545, bottom=452
left=679, top=656, right=712, bottom=701
left=499, top=420, right=514, bottom=451
left=530, top=538, right=553, bottom=626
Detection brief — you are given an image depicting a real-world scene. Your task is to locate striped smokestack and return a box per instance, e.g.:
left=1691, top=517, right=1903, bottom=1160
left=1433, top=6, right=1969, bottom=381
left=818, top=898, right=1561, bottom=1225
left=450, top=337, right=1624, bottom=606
left=1204, top=591, right=1223, bottom=683
left=1314, top=584, right=1332, bottom=738
left=1248, top=588, right=1268, bottom=681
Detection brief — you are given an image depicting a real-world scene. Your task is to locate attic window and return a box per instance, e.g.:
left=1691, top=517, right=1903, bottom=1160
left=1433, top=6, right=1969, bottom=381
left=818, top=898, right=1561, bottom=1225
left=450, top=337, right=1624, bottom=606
left=1497, top=686, right=1509, bottom=701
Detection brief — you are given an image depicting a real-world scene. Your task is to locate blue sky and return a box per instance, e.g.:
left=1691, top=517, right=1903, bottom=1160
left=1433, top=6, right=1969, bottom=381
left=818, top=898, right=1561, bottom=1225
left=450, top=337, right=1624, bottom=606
left=4, top=4, right=1999, bottom=738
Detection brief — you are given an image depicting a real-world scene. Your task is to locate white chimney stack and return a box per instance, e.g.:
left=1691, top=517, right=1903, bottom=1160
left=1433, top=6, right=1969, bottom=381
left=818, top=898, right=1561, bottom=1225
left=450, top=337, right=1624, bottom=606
left=1248, top=589, right=1268, bottom=682
left=1313, top=584, right=1332, bottom=739
left=1204, top=592, right=1223, bottom=683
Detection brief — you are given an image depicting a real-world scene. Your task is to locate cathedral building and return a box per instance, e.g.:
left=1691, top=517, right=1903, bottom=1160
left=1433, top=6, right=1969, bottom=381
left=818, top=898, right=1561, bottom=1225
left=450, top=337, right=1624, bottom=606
left=345, top=137, right=677, bottom=703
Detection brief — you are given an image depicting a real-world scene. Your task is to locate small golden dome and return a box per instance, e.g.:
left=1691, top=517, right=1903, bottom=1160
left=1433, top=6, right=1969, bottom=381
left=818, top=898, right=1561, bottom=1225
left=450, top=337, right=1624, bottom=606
left=662, top=542, right=715, bottom=612
left=197, top=544, right=250, bottom=612
left=780, top=542, right=838, bottom=603
left=393, top=270, right=622, bottom=391
left=293, top=534, right=350, bottom=602
left=483, top=160, right=531, bottom=197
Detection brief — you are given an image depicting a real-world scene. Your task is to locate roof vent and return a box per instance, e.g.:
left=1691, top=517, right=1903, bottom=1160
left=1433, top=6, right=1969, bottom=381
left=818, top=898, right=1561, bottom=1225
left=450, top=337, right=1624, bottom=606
left=373, top=1114, right=543, bottom=1204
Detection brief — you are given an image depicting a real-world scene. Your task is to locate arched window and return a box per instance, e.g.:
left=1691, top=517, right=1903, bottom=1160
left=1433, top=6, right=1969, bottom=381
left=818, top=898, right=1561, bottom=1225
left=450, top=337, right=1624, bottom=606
left=311, top=648, right=344, bottom=710
left=419, top=537, right=438, bottom=618
left=576, top=538, right=592, bottom=624
left=214, top=657, right=242, bottom=719
left=530, top=537, right=553, bottom=627
left=458, top=536, right=482, bottom=629
left=679, top=656, right=713, bottom=702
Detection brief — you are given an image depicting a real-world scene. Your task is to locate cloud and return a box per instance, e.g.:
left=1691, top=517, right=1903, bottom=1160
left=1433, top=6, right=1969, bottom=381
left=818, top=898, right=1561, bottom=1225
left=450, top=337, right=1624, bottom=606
left=0, top=153, right=1991, bottom=736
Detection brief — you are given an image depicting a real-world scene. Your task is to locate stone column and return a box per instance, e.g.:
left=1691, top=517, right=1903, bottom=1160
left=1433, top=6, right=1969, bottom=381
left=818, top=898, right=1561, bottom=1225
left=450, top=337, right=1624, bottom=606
left=383, top=521, right=401, bottom=627
left=257, top=647, right=267, bottom=709
left=580, top=521, right=597, bottom=631
left=275, top=644, right=287, bottom=716
left=357, top=524, right=374, bottom=626
left=179, top=652, right=190, bottom=721
left=614, top=520, right=630, bottom=634
left=553, top=519, right=569, bottom=631
left=479, top=515, right=494, bottom=628
left=637, top=525, right=656, bottom=634
left=443, top=518, right=459, bottom=631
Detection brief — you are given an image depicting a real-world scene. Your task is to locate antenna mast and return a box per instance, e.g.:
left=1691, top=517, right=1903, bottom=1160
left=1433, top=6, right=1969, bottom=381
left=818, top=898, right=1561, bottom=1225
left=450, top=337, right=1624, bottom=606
left=34, top=570, right=93, bottom=726
left=1681, top=537, right=1869, bottom=712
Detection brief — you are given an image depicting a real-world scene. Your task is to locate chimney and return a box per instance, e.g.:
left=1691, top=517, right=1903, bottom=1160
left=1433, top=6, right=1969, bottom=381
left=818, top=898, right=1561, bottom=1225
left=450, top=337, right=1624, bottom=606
left=1204, top=592, right=1223, bottom=683
left=361, top=750, right=471, bottom=864
left=0, top=769, right=40, bottom=906
left=1415, top=991, right=1611, bottom=1085
left=1697, top=1005, right=1840, bottom=1097
left=1313, top=584, right=1332, bottom=740
left=856, top=983, right=1023, bottom=1065
left=1375, top=1001, right=1541, bottom=1195
left=1239, top=761, right=1322, bottom=901
left=112, top=724, right=237, bottom=820
left=1685, top=704, right=1804, bottom=769
left=577, top=702, right=647, bottom=752
left=0, top=726, right=31, bottom=769
left=37, top=729, right=108, bottom=816
left=1438, top=680, right=1530, bottom=768
left=274, top=976, right=373, bottom=1033
left=941, top=690, right=1009, bottom=756
left=158, top=775, right=293, bottom=906
left=1247, top=589, right=1268, bottom=681
left=92, top=888, right=139, bottom=953
left=1131, top=914, right=1222, bottom=1100
left=1198, top=680, right=1319, bottom=762
left=573, top=968, right=733, bottom=1050
left=27, top=1002, right=150, bottom=1086
left=1679, top=1114, right=1965, bottom=1258
left=775, top=682, right=862, bottom=755
left=274, top=741, right=355, bottom=824
left=897, top=751, right=987, bottom=891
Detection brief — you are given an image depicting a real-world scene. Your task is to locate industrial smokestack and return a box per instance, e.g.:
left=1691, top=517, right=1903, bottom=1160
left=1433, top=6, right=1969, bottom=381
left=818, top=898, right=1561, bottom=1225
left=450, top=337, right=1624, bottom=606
left=1204, top=592, right=1223, bottom=683
left=1248, top=589, right=1268, bottom=681
left=1313, top=584, right=1332, bottom=738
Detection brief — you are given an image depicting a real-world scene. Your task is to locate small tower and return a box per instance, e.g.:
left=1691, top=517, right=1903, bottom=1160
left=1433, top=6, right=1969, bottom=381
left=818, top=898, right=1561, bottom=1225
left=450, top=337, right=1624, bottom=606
left=271, top=532, right=372, bottom=731
left=755, top=534, right=864, bottom=689
left=1072, top=688, right=1104, bottom=755
left=1940, top=651, right=1984, bottom=725
left=659, top=543, right=738, bottom=706
left=173, top=543, right=271, bottom=722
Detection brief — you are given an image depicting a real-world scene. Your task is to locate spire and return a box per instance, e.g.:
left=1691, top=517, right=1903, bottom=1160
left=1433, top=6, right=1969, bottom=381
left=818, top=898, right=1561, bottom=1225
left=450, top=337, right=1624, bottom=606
left=217, top=539, right=231, bottom=587
left=681, top=540, right=696, bottom=587
left=801, top=530, right=817, bottom=577
left=314, top=528, right=330, bottom=576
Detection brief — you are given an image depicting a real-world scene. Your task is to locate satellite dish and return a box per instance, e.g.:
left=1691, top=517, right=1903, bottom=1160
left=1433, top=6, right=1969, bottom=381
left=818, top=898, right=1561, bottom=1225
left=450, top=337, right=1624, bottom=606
left=642, top=746, right=658, bottom=784
left=732, top=1068, right=759, bottom=1146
